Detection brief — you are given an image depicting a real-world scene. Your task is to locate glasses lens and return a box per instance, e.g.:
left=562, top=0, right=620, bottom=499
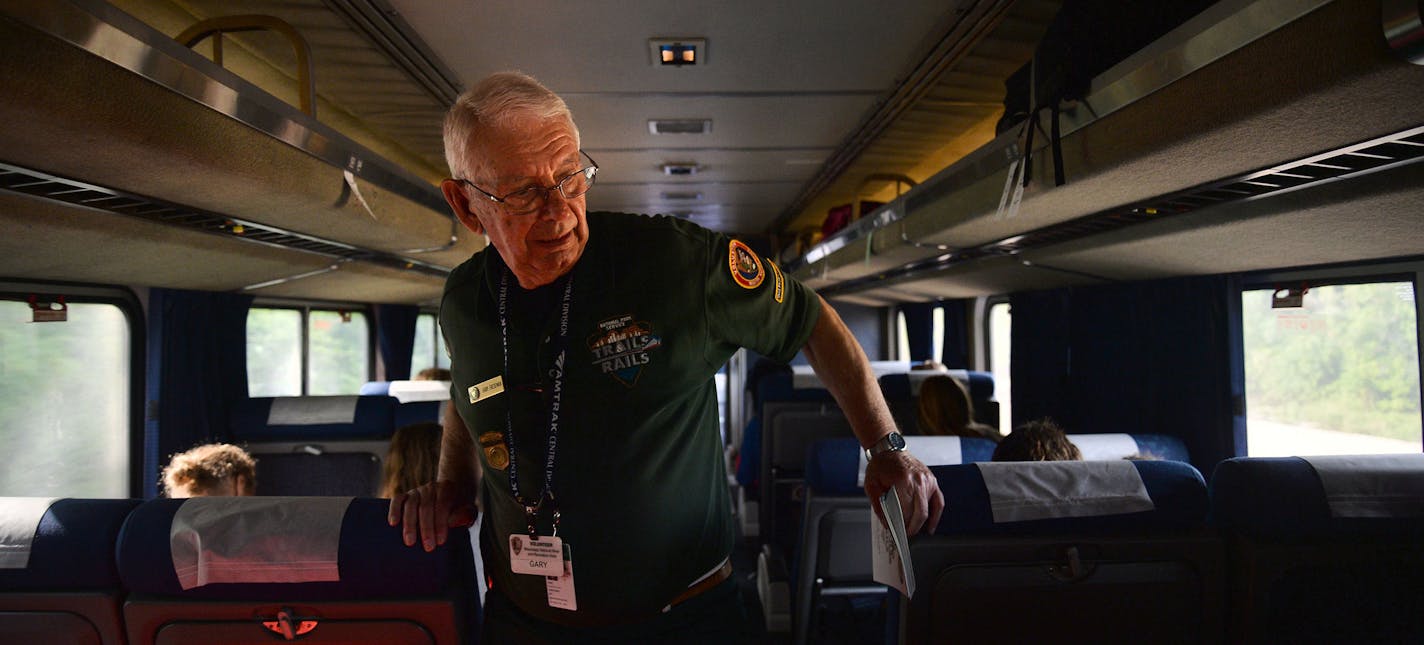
left=501, top=187, right=541, bottom=213
left=559, top=167, right=595, bottom=199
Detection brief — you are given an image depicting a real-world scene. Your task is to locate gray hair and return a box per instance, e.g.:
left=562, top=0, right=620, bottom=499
left=442, top=71, right=580, bottom=180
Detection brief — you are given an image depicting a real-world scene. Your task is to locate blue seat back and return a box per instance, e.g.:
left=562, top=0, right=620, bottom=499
left=230, top=396, right=399, bottom=496
left=1209, top=455, right=1424, bottom=643
left=879, top=371, right=999, bottom=429
left=117, top=497, right=475, bottom=644
left=230, top=395, right=397, bottom=442
left=0, top=498, right=141, bottom=645
left=904, top=460, right=1221, bottom=644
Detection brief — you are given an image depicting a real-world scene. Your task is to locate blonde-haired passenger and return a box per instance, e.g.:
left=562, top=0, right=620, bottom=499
left=381, top=422, right=443, bottom=498
left=161, top=443, right=257, bottom=498
left=917, top=375, right=999, bottom=441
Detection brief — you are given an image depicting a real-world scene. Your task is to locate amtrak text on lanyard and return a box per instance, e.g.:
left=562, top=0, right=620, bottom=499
left=497, top=269, right=573, bottom=539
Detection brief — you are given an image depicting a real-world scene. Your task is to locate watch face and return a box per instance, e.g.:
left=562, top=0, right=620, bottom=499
left=888, top=432, right=907, bottom=451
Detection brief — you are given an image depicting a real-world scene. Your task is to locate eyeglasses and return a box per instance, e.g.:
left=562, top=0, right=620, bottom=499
left=457, top=150, right=600, bottom=215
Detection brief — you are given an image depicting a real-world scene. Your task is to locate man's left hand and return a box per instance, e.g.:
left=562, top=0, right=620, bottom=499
left=864, top=451, right=945, bottom=536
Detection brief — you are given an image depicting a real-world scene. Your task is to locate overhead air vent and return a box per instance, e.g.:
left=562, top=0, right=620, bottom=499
left=649, top=119, right=712, bottom=135
left=662, top=163, right=701, bottom=176
left=660, top=191, right=703, bottom=201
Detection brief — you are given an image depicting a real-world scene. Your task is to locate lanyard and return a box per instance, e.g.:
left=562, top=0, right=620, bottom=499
left=498, top=269, right=573, bottom=537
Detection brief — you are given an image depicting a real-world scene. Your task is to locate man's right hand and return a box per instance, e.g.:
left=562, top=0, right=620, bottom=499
left=387, top=480, right=476, bottom=552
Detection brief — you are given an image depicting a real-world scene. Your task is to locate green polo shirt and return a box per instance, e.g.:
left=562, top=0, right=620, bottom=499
left=440, top=211, right=821, bottom=626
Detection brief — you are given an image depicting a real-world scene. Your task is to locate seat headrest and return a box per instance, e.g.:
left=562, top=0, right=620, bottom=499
left=117, top=498, right=464, bottom=600
left=1066, top=433, right=1191, bottom=462
left=758, top=371, right=834, bottom=404
left=231, top=396, right=398, bottom=441
left=879, top=371, right=996, bottom=401
left=932, top=460, right=1208, bottom=535
left=359, top=381, right=391, bottom=396
left=0, top=498, right=140, bottom=591
left=1210, top=455, right=1424, bottom=540
left=805, top=436, right=998, bottom=497
left=385, top=380, right=451, bottom=403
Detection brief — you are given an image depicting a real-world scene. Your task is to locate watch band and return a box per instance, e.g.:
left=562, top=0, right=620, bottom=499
left=865, top=431, right=907, bottom=460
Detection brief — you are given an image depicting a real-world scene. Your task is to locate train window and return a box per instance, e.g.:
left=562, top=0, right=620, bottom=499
left=0, top=300, right=130, bottom=496
left=932, top=306, right=945, bottom=365
left=247, top=307, right=302, bottom=396
left=896, top=311, right=910, bottom=361
left=987, top=301, right=1013, bottom=436
left=1242, top=282, right=1421, bottom=457
left=247, top=307, right=371, bottom=396
left=308, top=310, right=370, bottom=395
left=411, top=313, right=451, bottom=375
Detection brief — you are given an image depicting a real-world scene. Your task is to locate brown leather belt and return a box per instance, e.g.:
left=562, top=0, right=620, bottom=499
left=666, top=559, right=733, bottom=610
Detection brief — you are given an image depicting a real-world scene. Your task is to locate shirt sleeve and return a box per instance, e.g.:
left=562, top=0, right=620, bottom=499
left=704, top=233, right=821, bottom=364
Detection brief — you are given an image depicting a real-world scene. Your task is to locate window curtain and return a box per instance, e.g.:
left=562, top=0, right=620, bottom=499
left=901, top=302, right=935, bottom=363
left=375, top=304, right=419, bottom=381
left=940, top=300, right=969, bottom=368
left=144, top=288, right=254, bottom=497
left=1009, top=276, right=1237, bottom=469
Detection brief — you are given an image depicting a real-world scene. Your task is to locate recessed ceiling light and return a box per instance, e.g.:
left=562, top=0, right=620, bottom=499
left=648, top=38, right=706, bottom=66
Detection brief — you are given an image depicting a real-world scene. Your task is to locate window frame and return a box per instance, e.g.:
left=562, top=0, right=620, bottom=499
left=248, top=299, right=375, bottom=396
left=0, top=279, right=144, bottom=497
left=1235, top=258, right=1424, bottom=456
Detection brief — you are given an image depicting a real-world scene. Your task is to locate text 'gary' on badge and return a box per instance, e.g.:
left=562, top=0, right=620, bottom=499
left=510, top=534, right=564, bottom=576
left=469, top=375, right=505, bottom=404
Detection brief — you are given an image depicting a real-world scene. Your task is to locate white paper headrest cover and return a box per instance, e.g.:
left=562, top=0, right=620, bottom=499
left=267, top=396, right=360, bottom=426
left=977, top=460, right=1154, bottom=523
left=1303, top=454, right=1424, bottom=518
left=387, top=380, right=452, bottom=403
left=0, top=497, right=59, bottom=569
left=858, top=436, right=964, bottom=487
left=1066, top=433, right=1141, bottom=461
left=171, top=497, right=353, bottom=590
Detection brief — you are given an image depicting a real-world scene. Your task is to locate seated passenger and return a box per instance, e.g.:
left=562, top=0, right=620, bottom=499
left=991, top=419, right=1082, bottom=462
left=917, top=375, right=999, bottom=441
left=380, top=422, right=443, bottom=498
left=162, top=443, right=257, bottom=498
left=414, top=367, right=452, bottom=381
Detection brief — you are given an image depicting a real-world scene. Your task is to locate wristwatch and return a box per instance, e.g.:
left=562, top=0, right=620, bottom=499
left=865, top=431, right=907, bottom=460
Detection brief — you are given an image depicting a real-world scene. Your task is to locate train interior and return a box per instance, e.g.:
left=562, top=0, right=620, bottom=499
left=2, top=0, right=1423, bottom=642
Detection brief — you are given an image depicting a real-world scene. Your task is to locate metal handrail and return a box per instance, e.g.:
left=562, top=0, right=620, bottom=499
left=176, top=15, right=317, bottom=118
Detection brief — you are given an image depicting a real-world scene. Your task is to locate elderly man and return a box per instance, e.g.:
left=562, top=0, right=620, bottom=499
left=389, top=71, right=943, bottom=641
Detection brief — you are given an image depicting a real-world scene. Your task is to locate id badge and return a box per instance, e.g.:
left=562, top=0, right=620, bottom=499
left=509, top=534, right=563, bottom=575
left=545, top=543, right=577, bottom=611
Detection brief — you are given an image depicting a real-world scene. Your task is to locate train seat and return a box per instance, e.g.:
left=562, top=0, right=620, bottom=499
left=757, top=371, right=845, bottom=550
left=1210, top=454, right=1424, bottom=643
left=359, top=381, right=392, bottom=396
left=229, top=395, right=398, bottom=496
left=904, top=460, right=1223, bottom=644
left=388, top=381, right=450, bottom=429
left=789, top=436, right=995, bottom=645
left=386, top=380, right=451, bottom=404
left=116, top=497, right=476, bottom=645
left=1065, top=433, right=1190, bottom=461
left=0, top=498, right=141, bottom=645
left=878, top=371, right=999, bottom=429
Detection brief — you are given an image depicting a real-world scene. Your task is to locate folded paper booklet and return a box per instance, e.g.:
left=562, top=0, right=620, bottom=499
left=871, top=486, right=916, bottom=598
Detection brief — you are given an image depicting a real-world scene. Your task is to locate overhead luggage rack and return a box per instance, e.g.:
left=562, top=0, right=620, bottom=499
left=787, top=0, right=1424, bottom=301
left=0, top=162, right=451, bottom=279
left=0, top=0, right=478, bottom=298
